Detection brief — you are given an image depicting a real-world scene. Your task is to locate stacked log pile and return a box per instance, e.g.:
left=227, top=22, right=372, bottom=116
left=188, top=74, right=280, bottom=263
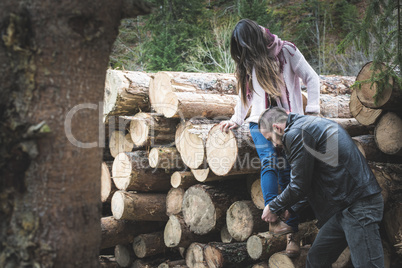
left=99, top=68, right=401, bottom=267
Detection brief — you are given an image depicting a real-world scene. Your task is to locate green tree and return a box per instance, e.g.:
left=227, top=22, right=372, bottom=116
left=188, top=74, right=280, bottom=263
left=339, top=0, right=401, bottom=98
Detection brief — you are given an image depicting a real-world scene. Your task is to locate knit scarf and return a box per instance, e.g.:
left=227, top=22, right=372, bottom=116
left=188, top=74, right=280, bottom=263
left=246, top=27, right=296, bottom=111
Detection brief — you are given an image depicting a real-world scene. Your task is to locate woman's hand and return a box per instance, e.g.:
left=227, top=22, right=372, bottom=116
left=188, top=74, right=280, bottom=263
left=219, top=120, right=239, bottom=133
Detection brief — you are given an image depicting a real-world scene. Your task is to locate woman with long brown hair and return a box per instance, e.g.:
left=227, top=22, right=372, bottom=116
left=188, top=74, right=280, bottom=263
left=220, top=19, right=320, bottom=257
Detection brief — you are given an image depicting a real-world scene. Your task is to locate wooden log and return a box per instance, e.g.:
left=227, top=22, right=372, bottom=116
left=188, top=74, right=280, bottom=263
left=220, top=224, right=233, bottom=243
left=250, top=178, right=265, bottom=210
left=226, top=200, right=268, bottom=242
left=252, top=262, right=268, bottom=268
left=369, top=163, right=402, bottom=205
left=178, top=119, right=221, bottom=169
left=332, top=247, right=353, bottom=268
left=111, top=191, right=168, bottom=221
left=171, top=171, right=198, bottom=189
left=164, top=214, right=219, bottom=248
left=247, top=221, right=319, bottom=260
left=109, top=130, right=136, bottom=158
left=132, top=257, right=168, bottom=268
left=101, top=161, right=117, bottom=203
left=190, top=168, right=245, bottom=183
left=103, top=70, right=151, bottom=121
left=374, top=112, right=402, bottom=156
left=320, top=94, right=352, bottom=118
left=206, top=124, right=260, bottom=176
left=175, top=122, right=187, bottom=154
left=149, top=72, right=237, bottom=117
left=115, top=244, right=136, bottom=267
left=182, top=183, right=249, bottom=235
left=112, top=151, right=171, bottom=192
left=133, top=231, right=166, bottom=258
left=185, top=243, right=206, bottom=268
left=353, top=135, right=402, bottom=163
left=329, top=118, right=373, bottom=137
left=158, top=91, right=237, bottom=119
left=149, top=147, right=185, bottom=169
left=129, top=112, right=179, bottom=147
left=349, top=89, right=383, bottom=126
left=203, top=242, right=249, bottom=268
left=101, top=216, right=162, bottom=249
left=158, top=259, right=187, bottom=268
left=355, top=62, right=402, bottom=110
left=268, top=246, right=309, bottom=268
left=166, top=188, right=185, bottom=216
left=99, top=255, right=120, bottom=268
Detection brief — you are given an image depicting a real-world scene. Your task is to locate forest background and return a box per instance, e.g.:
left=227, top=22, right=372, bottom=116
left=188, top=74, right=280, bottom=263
left=109, top=0, right=399, bottom=77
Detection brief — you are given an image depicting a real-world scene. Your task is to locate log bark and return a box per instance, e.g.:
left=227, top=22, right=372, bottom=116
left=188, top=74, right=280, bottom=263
left=349, top=89, right=383, bottom=125
left=226, top=200, right=268, bottom=242
left=185, top=243, right=206, bottom=268
left=220, top=224, right=233, bottom=243
left=368, top=162, right=402, bottom=205
left=103, top=70, right=151, bottom=121
left=102, top=161, right=117, bottom=202
left=129, top=112, right=179, bottom=147
left=353, top=135, right=402, bottom=163
left=133, top=231, right=166, bottom=258
left=182, top=183, right=249, bottom=235
left=149, top=147, right=185, bottom=169
left=99, top=255, right=120, bottom=268
left=111, top=191, right=168, bottom=221
left=166, top=188, right=185, bottom=216
left=268, top=246, right=309, bottom=268
left=355, top=61, right=402, bottom=110
left=101, top=216, right=162, bottom=249
left=158, top=259, right=187, bottom=268
left=115, top=244, right=136, bottom=267
left=164, top=214, right=219, bottom=248
left=206, top=124, right=260, bottom=176
left=178, top=119, right=221, bottom=169
left=247, top=221, right=319, bottom=260
left=329, top=118, right=374, bottom=137
left=112, top=151, right=171, bottom=192
left=320, top=94, right=352, bottom=118
left=171, top=171, right=198, bottom=189
left=250, top=178, right=265, bottom=210
left=157, top=91, right=237, bottom=119
left=374, top=112, right=402, bottom=156
left=109, top=129, right=136, bottom=158
left=203, top=242, right=249, bottom=268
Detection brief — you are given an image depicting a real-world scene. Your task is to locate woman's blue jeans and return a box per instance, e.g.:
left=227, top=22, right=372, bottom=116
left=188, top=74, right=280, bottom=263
left=249, top=122, right=299, bottom=232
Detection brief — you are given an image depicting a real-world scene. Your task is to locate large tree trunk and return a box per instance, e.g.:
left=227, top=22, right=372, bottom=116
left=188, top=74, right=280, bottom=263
left=355, top=61, right=402, bottom=110
left=206, top=124, right=260, bottom=176
left=0, top=1, right=151, bottom=267
left=100, top=216, right=162, bottom=250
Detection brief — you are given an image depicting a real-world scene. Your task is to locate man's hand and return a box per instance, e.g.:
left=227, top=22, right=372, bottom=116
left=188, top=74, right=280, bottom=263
left=219, top=120, right=239, bottom=133
left=261, top=204, right=278, bottom=222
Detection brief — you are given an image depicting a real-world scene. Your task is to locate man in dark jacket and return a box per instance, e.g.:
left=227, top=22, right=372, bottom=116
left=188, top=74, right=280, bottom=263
left=258, top=107, right=384, bottom=268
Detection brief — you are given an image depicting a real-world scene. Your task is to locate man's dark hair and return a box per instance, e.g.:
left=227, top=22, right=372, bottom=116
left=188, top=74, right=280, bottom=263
left=258, top=107, right=288, bottom=133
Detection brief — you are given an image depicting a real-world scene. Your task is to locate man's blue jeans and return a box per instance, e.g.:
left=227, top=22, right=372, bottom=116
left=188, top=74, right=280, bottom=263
left=306, top=193, right=384, bottom=268
left=249, top=122, right=299, bottom=232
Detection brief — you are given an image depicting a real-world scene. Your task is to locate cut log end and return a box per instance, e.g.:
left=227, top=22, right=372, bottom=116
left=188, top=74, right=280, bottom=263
left=112, top=153, right=132, bottom=190
left=111, top=191, right=125, bottom=220
left=114, top=244, right=135, bottom=268
left=191, top=168, right=210, bottom=182
left=204, top=246, right=223, bottom=268
left=109, top=130, right=134, bottom=158
left=185, top=243, right=206, bottom=267
left=375, top=112, right=402, bottom=155
left=101, top=162, right=114, bottom=202
left=349, top=90, right=383, bottom=126
left=164, top=215, right=182, bottom=248
left=220, top=224, right=233, bottom=243
left=251, top=178, right=265, bottom=210
left=226, top=201, right=258, bottom=241
left=129, top=115, right=150, bottom=147
left=247, top=234, right=267, bottom=260
left=166, top=187, right=185, bottom=216
left=206, top=125, right=238, bottom=176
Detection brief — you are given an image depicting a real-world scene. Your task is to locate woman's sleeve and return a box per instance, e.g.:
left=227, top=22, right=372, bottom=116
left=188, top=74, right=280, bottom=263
left=292, top=49, right=320, bottom=114
left=230, top=87, right=251, bottom=126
